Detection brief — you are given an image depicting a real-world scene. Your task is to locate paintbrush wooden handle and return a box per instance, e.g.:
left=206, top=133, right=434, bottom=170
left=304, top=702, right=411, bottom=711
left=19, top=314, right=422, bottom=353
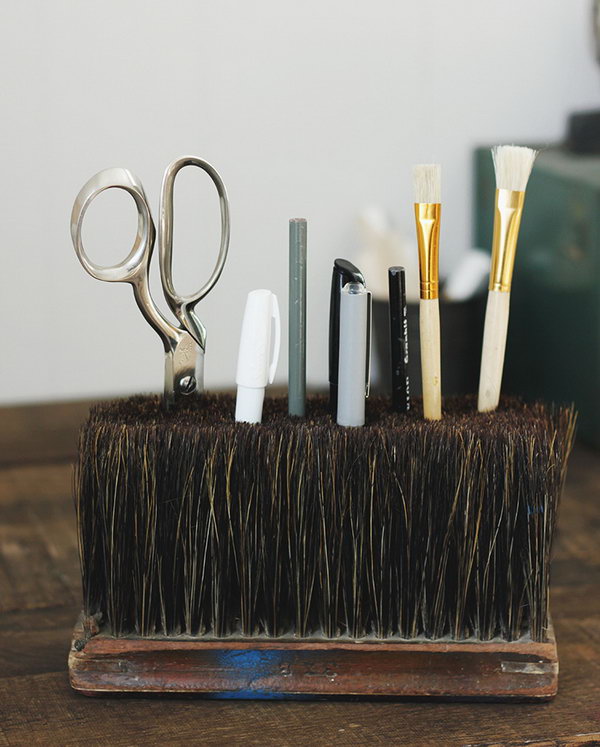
left=478, top=289, right=510, bottom=412
left=419, top=298, right=441, bottom=420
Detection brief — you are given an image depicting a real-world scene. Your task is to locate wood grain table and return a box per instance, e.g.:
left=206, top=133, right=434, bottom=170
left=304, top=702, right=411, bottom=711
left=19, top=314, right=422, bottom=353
left=1, top=400, right=599, bottom=746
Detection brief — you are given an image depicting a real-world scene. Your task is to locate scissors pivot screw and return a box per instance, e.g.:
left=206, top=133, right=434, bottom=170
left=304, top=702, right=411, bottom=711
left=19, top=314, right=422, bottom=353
left=179, top=376, right=197, bottom=395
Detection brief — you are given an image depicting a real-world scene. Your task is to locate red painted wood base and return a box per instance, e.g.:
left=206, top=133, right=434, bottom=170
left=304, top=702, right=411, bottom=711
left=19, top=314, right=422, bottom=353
left=68, top=616, right=558, bottom=700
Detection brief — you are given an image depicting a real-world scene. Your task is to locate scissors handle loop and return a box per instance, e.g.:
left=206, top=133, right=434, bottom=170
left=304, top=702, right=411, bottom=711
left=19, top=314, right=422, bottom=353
left=70, top=167, right=178, bottom=351
left=71, top=168, right=155, bottom=284
left=159, top=157, right=230, bottom=346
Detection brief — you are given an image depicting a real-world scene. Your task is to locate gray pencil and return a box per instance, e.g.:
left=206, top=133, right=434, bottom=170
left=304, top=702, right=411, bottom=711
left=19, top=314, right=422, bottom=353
left=288, top=218, right=307, bottom=416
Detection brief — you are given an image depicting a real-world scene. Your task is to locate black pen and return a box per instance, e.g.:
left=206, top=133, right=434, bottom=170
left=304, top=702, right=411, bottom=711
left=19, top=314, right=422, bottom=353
left=328, top=259, right=366, bottom=416
left=388, top=267, right=410, bottom=413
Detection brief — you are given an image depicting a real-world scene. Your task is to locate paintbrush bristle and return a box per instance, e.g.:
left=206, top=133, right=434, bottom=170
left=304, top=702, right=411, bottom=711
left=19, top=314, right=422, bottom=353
left=413, top=163, right=441, bottom=204
left=492, top=145, right=538, bottom=191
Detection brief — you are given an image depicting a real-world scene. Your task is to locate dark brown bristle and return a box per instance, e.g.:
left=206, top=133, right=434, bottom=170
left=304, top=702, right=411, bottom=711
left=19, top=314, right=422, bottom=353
left=75, top=394, right=576, bottom=642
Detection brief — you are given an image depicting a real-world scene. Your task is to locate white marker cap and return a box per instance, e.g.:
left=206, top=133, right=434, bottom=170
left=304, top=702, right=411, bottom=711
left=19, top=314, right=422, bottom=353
left=235, top=289, right=281, bottom=424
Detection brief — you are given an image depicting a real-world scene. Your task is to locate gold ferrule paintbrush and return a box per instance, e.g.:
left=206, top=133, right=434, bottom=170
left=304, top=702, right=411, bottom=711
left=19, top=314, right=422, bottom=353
left=415, top=203, right=441, bottom=300
left=413, top=164, right=442, bottom=420
left=478, top=145, right=537, bottom=412
left=489, top=189, right=525, bottom=293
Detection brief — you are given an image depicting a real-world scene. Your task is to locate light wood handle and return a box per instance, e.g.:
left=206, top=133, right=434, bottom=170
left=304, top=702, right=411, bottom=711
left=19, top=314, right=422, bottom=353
left=478, top=289, right=510, bottom=412
left=419, top=298, right=441, bottom=420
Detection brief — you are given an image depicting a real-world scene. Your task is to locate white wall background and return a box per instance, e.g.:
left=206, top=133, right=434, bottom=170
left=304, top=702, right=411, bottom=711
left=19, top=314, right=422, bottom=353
left=1, top=0, right=598, bottom=403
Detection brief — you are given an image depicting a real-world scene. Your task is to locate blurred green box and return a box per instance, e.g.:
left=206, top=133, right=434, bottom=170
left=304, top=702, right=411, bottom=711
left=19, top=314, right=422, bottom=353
left=475, top=147, right=600, bottom=448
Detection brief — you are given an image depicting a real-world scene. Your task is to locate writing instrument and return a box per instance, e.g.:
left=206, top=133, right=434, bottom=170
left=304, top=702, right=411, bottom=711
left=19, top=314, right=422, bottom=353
left=388, top=266, right=410, bottom=413
left=328, top=259, right=365, bottom=416
left=289, top=219, right=307, bottom=417
left=235, top=289, right=281, bottom=424
left=337, top=282, right=371, bottom=427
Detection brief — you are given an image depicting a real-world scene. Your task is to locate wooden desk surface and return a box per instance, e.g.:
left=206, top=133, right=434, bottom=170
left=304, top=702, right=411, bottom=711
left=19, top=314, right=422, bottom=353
left=1, top=400, right=599, bottom=746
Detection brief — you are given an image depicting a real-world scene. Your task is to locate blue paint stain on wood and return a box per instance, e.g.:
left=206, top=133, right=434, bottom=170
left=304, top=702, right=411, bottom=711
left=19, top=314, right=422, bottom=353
left=213, top=649, right=285, bottom=698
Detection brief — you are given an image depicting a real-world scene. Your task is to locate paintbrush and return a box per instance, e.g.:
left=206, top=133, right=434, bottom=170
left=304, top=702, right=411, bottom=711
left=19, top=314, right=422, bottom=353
left=413, top=164, right=442, bottom=420
left=478, top=145, right=538, bottom=412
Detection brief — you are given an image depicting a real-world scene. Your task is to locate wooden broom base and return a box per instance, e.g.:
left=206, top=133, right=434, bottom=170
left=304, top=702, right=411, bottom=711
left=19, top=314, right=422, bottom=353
left=68, top=615, right=558, bottom=700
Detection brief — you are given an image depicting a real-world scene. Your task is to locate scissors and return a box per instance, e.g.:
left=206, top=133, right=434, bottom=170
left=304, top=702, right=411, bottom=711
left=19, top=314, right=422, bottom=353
left=71, top=156, right=230, bottom=406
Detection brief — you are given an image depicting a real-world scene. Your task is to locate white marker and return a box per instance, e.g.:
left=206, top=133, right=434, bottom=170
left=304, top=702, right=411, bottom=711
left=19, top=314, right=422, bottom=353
left=235, top=290, right=281, bottom=424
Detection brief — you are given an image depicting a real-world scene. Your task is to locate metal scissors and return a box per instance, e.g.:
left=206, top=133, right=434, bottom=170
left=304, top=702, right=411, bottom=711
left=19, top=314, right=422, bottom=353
left=71, top=156, right=230, bottom=405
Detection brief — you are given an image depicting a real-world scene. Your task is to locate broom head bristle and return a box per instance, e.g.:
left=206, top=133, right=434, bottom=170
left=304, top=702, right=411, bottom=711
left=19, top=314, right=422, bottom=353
left=75, top=394, right=576, bottom=643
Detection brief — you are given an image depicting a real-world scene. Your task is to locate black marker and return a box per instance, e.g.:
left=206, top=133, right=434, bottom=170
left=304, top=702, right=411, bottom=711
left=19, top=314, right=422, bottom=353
left=388, top=267, right=410, bottom=413
left=328, top=259, right=365, bottom=416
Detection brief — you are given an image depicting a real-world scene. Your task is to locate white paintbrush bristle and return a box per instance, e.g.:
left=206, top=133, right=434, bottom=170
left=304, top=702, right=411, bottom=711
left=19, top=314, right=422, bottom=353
left=492, top=145, right=538, bottom=192
left=413, top=164, right=441, bottom=204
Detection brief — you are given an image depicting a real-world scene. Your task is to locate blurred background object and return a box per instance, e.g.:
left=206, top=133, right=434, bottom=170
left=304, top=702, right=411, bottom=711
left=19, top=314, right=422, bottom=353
left=373, top=293, right=486, bottom=397
left=594, top=0, right=600, bottom=60
left=1, top=1, right=599, bottom=405
left=565, top=1, right=600, bottom=153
